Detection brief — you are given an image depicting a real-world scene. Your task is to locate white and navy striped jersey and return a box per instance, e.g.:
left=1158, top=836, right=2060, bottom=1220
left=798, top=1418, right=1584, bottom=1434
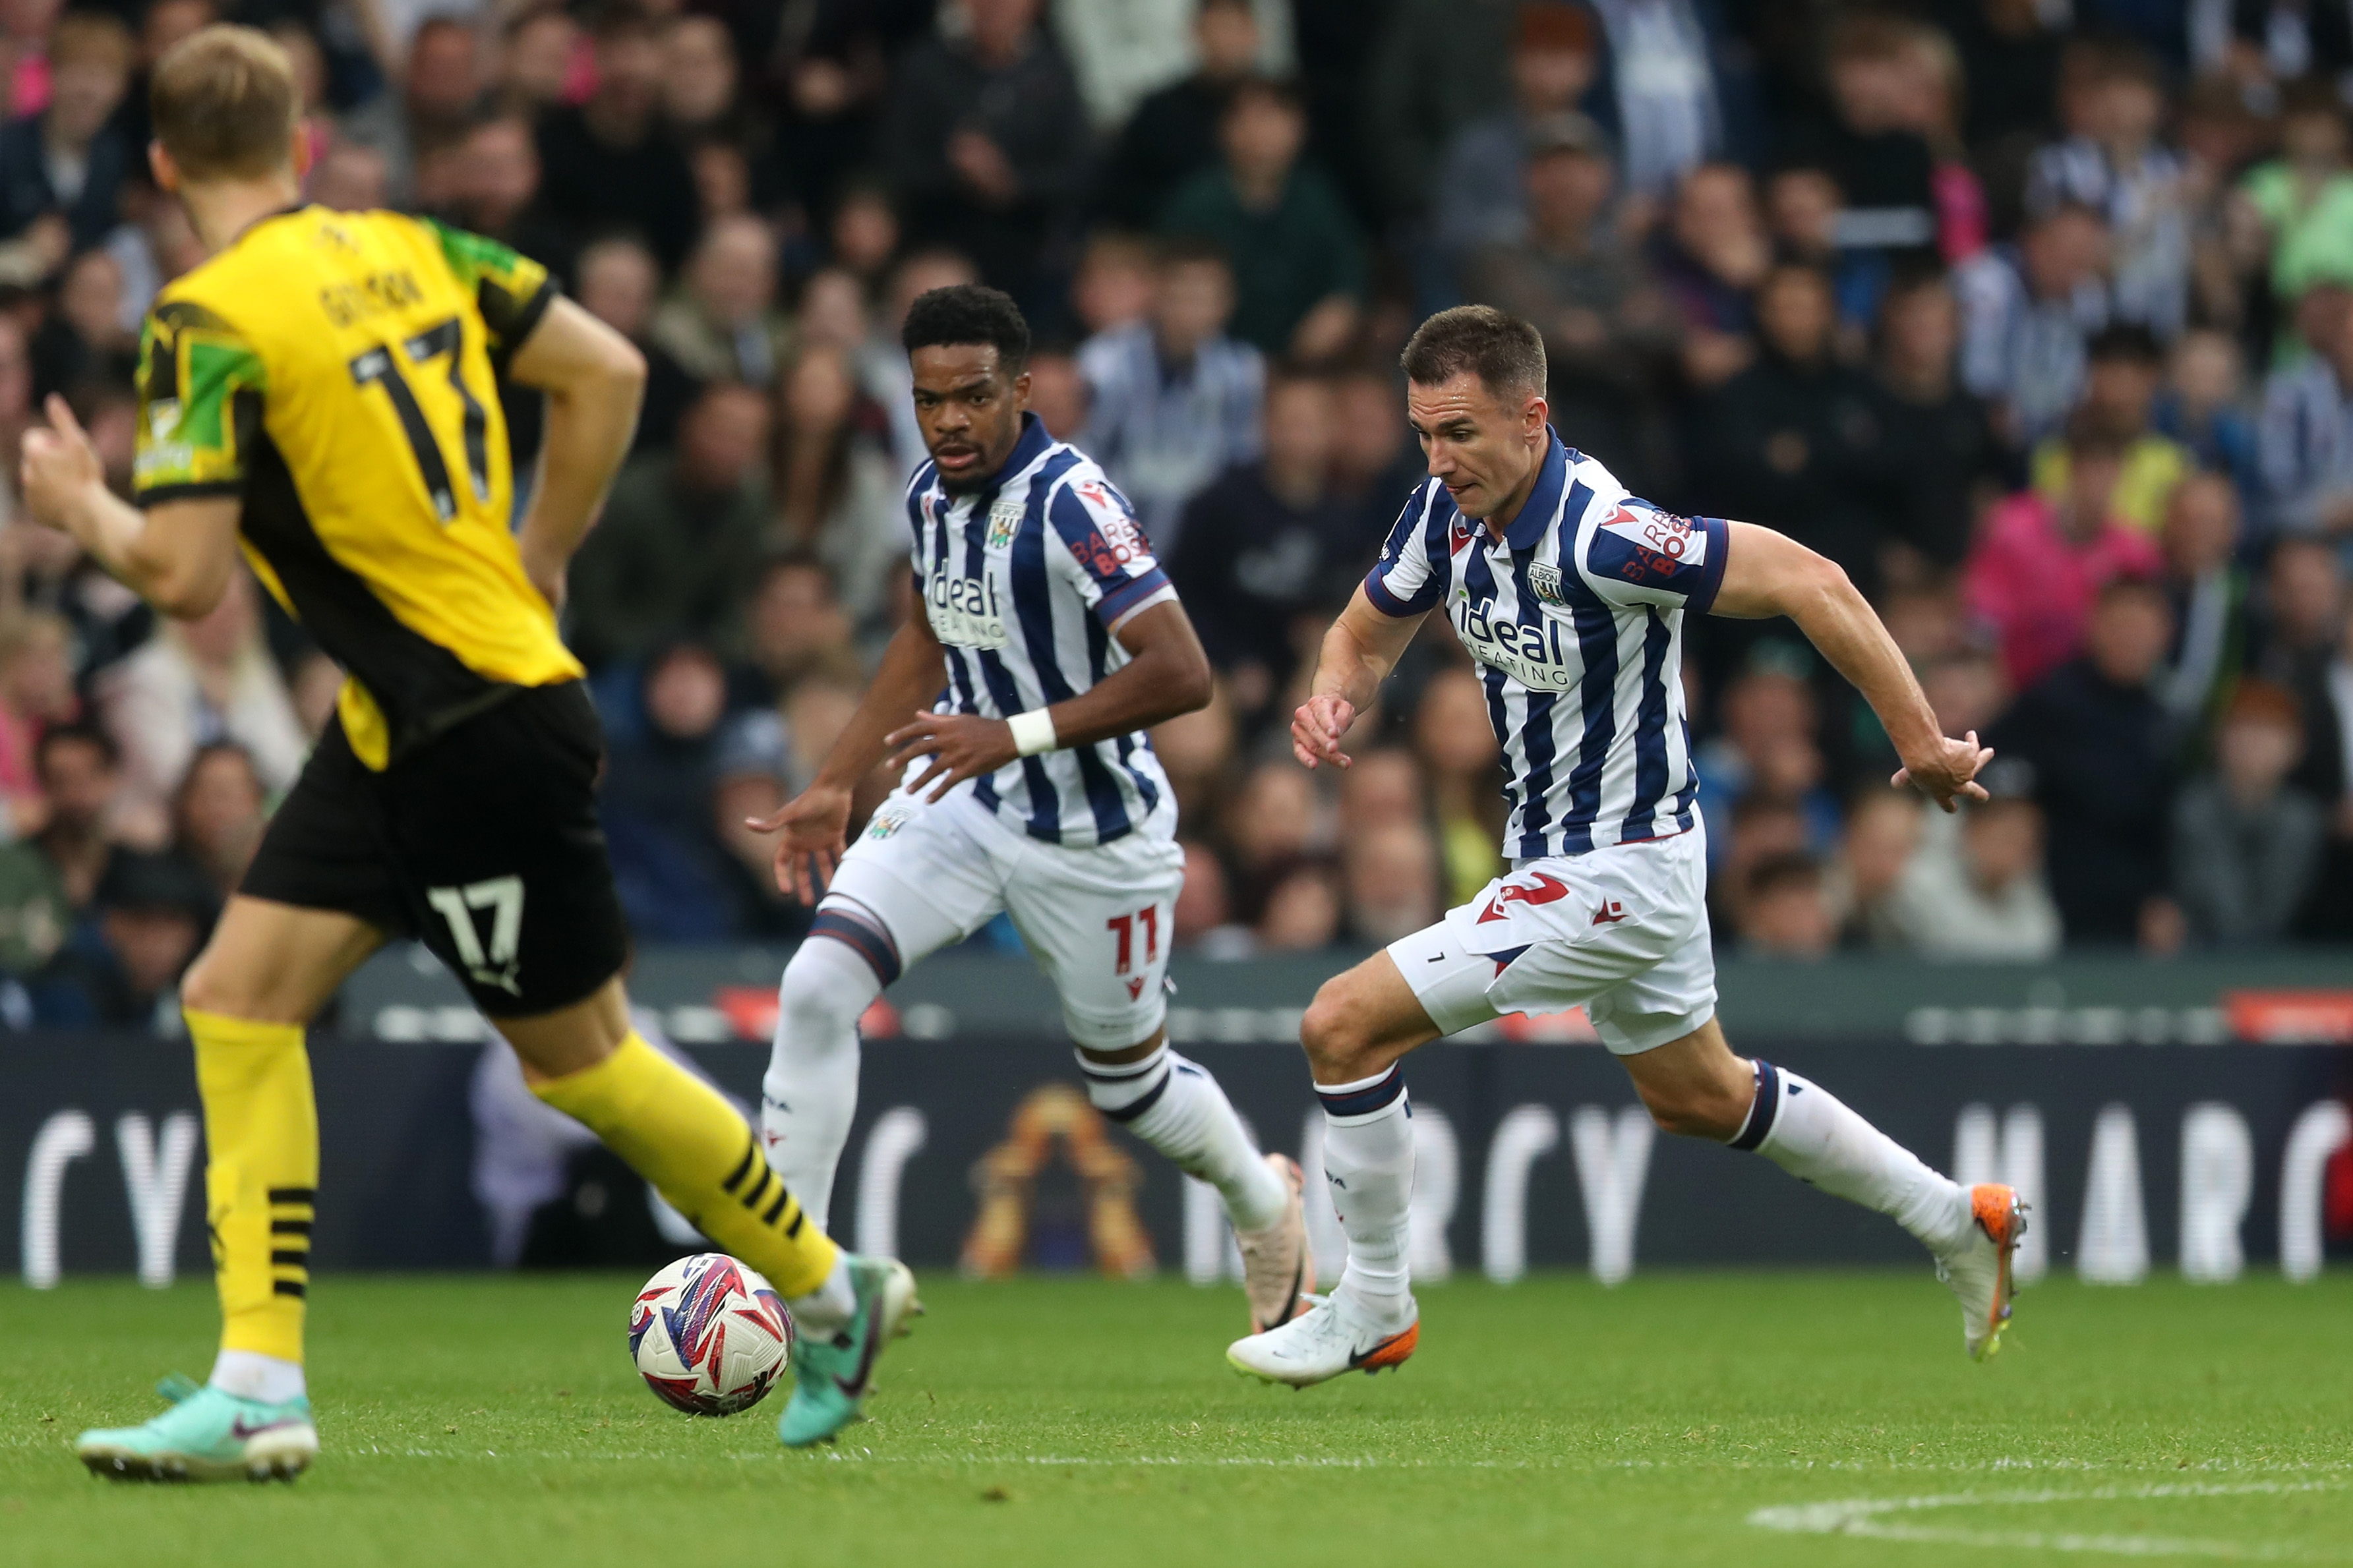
left=908, top=414, right=1178, bottom=848
left=1365, top=431, right=1728, bottom=860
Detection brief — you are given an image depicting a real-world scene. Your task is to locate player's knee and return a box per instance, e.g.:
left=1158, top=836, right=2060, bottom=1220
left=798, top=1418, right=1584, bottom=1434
left=777, top=935, right=881, bottom=1043
left=1634, top=1076, right=1746, bottom=1141
left=1300, top=979, right=1380, bottom=1081
left=179, top=948, right=274, bottom=1022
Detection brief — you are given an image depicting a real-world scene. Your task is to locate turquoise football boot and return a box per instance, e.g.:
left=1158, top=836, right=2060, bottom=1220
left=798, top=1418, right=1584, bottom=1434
left=77, top=1374, right=318, bottom=1482
left=778, top=1256, right=920, bottom=1449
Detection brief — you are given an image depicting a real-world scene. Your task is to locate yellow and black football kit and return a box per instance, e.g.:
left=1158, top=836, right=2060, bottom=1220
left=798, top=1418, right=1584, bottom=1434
left=133, top=206, right=626, bottom=1016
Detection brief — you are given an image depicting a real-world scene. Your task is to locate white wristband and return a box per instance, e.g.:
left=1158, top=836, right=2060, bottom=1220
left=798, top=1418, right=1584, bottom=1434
left=1007, top=708, right=1059, bottom=757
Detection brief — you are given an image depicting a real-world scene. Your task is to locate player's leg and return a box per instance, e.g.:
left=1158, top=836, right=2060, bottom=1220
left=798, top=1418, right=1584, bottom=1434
left=761, top=791, right=1006, bottom=1234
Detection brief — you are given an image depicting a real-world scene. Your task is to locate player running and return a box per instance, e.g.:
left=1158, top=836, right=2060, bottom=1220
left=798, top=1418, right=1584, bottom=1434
left=18, top=26, right=908, bottom=1478
left=750, top=284, right=1314, bottom=1403
left=1228, top=306, right=2024, bottom=1388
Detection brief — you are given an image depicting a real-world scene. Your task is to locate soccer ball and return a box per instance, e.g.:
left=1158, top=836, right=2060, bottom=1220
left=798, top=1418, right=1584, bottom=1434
left=628, top=1253, right=795, bottom=1415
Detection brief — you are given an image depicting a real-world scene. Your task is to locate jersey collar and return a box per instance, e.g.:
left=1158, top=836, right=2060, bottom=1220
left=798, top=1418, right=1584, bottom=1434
left=1500, top=428, right=1570, bottom=552
left=976, top=413, right=1054, bottom=498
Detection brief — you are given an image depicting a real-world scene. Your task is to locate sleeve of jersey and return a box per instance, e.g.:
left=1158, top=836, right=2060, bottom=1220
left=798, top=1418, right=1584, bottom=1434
left=1046, top=478, right=1176, bottom=629
left=1362, top=484, right=1445, bottom=617
left=1574, top=503, right=1730, bottom=612
left=423, top=219, right=556, bottom=370
left=131, top=301, right=265, bottom=507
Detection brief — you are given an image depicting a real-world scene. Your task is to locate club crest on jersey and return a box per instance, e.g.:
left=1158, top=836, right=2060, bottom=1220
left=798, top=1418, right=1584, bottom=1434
left=1526, top=562, right=1568, bottom=606
left=984, top=500, right=1025, bottom=550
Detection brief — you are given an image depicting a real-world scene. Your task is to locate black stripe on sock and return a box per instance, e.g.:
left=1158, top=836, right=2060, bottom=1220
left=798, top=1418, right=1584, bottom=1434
left=740, top=1165, right=775, bottom=1212
left=785, top=1209, right=805, bottom=1239
left=1316, top=1068, right=1405, bottom=1119
left=270, top=1219, right=312, bottom=1236
left=266, top=1187, right=316, bottom=1205
left=1099, top=1066, right=1172, bottom=1123
left=273, top=1279, right=307, bottom=1298
left=1075, top=1051, right=1165, bottom=1084
left=270, top=1250, right=308, bottom=1267
left=721, top=1140, right=759, bottom=1194
left=761, top=1186, right=792, bottom=1226
left=1728, top=1059, right=1782, bottom=1152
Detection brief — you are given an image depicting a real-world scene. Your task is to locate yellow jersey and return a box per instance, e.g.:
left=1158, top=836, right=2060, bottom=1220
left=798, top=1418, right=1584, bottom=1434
left=131, top=205, right=583, bottom=769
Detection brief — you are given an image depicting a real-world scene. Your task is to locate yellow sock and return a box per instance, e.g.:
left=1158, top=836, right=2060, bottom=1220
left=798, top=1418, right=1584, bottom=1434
left=187, top=1009, right=316, bottom=1364
left=531, top=1033, right=839, bottom=1296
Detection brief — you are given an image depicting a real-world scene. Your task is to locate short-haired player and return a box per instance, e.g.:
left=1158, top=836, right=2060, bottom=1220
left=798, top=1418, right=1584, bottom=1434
left=1228, top=306, right=2023, bottom=1385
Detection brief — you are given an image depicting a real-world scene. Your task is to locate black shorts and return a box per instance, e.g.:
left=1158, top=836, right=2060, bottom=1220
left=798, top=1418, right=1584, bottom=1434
left=243, top=680, right=630, bottom=1016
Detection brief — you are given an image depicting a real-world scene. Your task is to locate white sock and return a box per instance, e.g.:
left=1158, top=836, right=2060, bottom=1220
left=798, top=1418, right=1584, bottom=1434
left=760, top=935, right=879, bottom=1237
left=1733, top=1060, right=1973, bottom=1254
left=1315, top=1065, right=1415, bottom=1323
left=1083, top=1045, right=1287, bottom=1232
left=210, top=1349, right=306, bottom=1405
left=787, top=1253, right=858, bottom=1337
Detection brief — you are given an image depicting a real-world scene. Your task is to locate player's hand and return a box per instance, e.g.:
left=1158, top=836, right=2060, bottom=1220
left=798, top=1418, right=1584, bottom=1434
left=1891, top=730, right=1994, bottom=813
left=18, top=395, right=105, bottom=534
left=518, top=539, right=568, bottom=612
left=1291, top=693, right=1357, bottom=770
left=885, top=712, right=1017, bottom=802
left=746, top=782, right=853, bottom=904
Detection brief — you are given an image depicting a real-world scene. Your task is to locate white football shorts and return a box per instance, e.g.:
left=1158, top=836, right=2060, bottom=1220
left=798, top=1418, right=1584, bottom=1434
left=819, top=781, right=1184, bottom=1049
left=1387, top=821, right=1717, bottom=1055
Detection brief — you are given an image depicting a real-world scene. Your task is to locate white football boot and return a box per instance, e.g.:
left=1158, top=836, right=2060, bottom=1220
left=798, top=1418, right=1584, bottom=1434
left=1234, top=1153, right=1314, bottom=1333
left=1935, top=1182, right=2028, bottom=1361
left=1227, top=1289, right=1418, bottom=1388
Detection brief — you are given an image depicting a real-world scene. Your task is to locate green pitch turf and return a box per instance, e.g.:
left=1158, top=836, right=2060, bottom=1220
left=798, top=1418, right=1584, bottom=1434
left=5, top=1271, right=2349, bottom=1567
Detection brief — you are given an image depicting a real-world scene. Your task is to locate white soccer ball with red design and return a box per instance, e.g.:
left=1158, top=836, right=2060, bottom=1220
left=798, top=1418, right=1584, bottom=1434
left=628, top=1253, right=794, bottom=1415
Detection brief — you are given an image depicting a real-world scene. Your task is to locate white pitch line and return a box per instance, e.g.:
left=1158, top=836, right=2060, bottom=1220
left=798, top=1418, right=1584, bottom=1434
left=1750, top=1478, right=2343, bottom=1560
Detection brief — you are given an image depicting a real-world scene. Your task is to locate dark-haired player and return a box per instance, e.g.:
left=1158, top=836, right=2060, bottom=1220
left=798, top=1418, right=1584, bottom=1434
left=1229, top=306, right=2023, bottom=1386
left=18, top=24, right=905, bottom=1477
left=750, top=284, right=1316, bottom=1430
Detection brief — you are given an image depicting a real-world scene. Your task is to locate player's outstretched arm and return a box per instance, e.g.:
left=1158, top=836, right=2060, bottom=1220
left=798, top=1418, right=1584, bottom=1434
left=17, top=395, right=241, bottom=618
left=1710, top=521, right=1991, bottom=812
left=885, top=598, right=1214, bottom=801
left=748, top=612, right=949, bottom=902
left=1292, top=586, right=1423, bottom=770
left=506, top=297, right=647, bottom=608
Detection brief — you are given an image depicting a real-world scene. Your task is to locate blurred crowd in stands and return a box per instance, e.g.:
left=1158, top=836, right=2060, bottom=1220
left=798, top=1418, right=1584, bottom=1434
left=4, top=0, right=2353, bottom=1030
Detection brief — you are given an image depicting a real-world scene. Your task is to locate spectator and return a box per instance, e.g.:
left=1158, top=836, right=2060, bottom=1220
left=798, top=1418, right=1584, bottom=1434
left=659, top=14, right=755, bottom=149
left=2251, top=535, right=2346, bottom=689
left=1462, top=114, right=1675, bottom=467
left=389, top=15, right=488, bottom=198
left=708, top=709, right=809, bottom=940
left=1101, top=0, right=1266, bottom=230
left=2153, top=328, right=2261, bottom=510
left=1070, top=230, right=1156, bottom=337
left=94, top=571, right=306, bottom=843
left=1884, top=797, right=2063, bottom=960
left=1052, top=0, right=1288, bottom=133
left=826, top=182, right=901, bottom=296
left=1361, top=0, right=1514, bottom=223
left=600, top=641, right=738, bottom=942
left=1586, top=0, right=1738, bottom=200
left=573, top=235, right=699, bottom=453
left=773, top=345, right=908, bottom=637
left=650, top=214, right=794, bottom=388
left=171, top=741, right=265, bottom=902
left=1433, top=3, right=1601, bottom=260
left=2290, top=597, right=2353, bottom=938
left=2029, top=325, right=2191, bottom=536
left=1955, top=201, right=2110, bottom=445
left=29, top=846, right=213, bottom=1029
left=1953, top=0, right=2064, bottom=154
left=738, top=552, right=857, bottom=709
left=1763, top=165, right=1883, bottom=351
left=1988, top=576, right=2179, bottom=946
left=2172, top=679, right=2325, bottom=945
left=1965, top=422, right=2164, bottom=692
left=30, top=247, right=135, bottom=401
left=1696, top=264, right=1897, bottom=592
left=1172, top=837, right=1251, bottom=956
left=1328, top=362, right=1423, bottom=540
left=534, top=7, right=700, bottom=270
left=1150, top=680, right=1238, bottom=825
left=878, top=0, right=1090, bottom=303
left=447, top=115, right=570, bottom=281
left=568, top=382, right=774, bottom=669
left=2234, top=85, right=2353, bottom=324
left=1337, top=746, right=1425, bottom=838
left=0, top=606, right=73, bottom=837
left=1222, top=757, right=1319, bottom=921
left=1824, top=786, right=1920, bottom=949
left=1077, top=237, right=1265, bottom=550
left=2023, top=42, right=2188, bottom=337
left=1025, top=348, right=1087, bottom=441
left=2257, top=281, right=2353, bottom=538
left=796, top=267, right=868, bottom=356
left=491, top=5, right=580, bottom=123
left=308, top=142, right=389, bottom=214
left=1412, top=665, right=1504, bottom=905
left=1649, top=161, right=1768, bottom=390
left=1161, top=76, right=1366, bottom=362
left=1890, top=18, right=1988, bottom=264
left=1257, top=857, right=1342, bottom=950
left=1737, top=854, right=1835, bottom=960
left=0, top=11, right=134, bottom=271
left=1171, top=370, right=1356, bottom=714
left=1784, top=16, right=1940, bottom=274
left=0, top=724, right=124, bottom=978
left=1342, top=819, right=1441, bottom=944
left=2153, top=473, right=2253, bottom=748
left=1870, top=270, right=2004, bottom=572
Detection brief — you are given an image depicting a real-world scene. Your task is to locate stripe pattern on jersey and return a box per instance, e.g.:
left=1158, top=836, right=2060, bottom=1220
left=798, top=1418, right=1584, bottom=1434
left=1364, top=430, right=1728, bottom=859
left=908, top=415, right=1177, bottom=848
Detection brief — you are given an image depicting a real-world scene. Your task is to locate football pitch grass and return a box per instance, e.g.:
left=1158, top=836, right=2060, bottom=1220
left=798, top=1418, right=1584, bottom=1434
left=5, top=1270, right=2350, bottom=1566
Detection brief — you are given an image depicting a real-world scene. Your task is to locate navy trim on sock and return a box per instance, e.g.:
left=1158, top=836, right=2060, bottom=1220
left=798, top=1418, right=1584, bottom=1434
left=1099, top=1066, right=1172, bottom=1122
left=812, top=906, right=902, bottom=987
left=1727, top=1059, right=1781, bottom=1151
left=1317, top=1067, right=1406, bottom=1120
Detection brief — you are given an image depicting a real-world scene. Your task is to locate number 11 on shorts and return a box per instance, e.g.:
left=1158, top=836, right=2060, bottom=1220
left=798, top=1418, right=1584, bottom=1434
left=1107, top=906, right=1160, bottom=1001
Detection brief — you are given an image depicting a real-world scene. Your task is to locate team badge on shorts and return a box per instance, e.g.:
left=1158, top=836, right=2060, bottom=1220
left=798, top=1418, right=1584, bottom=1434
left=985, top=500, right=1025, bottom=550
left=864, top=799, right=917, bottom=841
left=1526, top=562, right=1568, bottom=607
